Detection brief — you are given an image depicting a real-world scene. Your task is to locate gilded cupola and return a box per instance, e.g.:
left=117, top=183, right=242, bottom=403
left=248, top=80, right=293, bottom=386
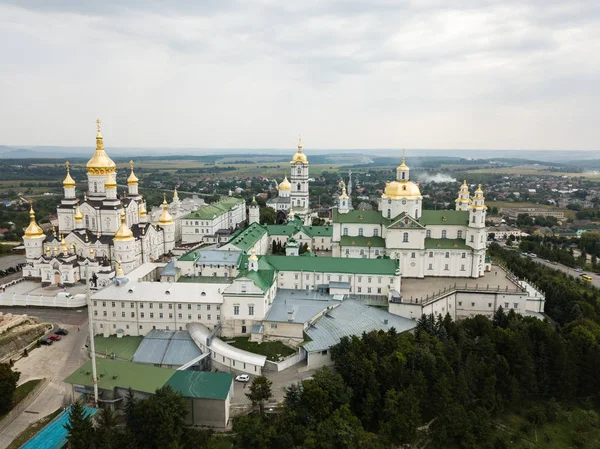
left=127, top=160, right=139, bottom=185
left=86, top=119, right=116, bottom=175
left=63, top=161, right=76, bottom=188
left=278, top=175, right=291, bottom=191
left=291, top=137, right=308, bottom=164
left=158, top=194, right=174, bottom=225
left=114, top=208, right=134, bottom=241
left=24, top=202, right=44, bottom=238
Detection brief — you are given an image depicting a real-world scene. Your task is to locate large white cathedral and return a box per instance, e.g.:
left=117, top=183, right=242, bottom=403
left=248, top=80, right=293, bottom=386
left=331, top=158, right=489, bottom=278
left=22, top=121, right=176, bottom=287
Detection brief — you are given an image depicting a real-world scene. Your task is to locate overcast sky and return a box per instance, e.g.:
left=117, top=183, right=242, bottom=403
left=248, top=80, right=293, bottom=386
left=1, top=0, right=598, bottom=151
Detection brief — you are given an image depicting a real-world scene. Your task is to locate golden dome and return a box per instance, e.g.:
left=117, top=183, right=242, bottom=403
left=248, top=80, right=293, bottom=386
left=60, top=235, right=68, bottom=253
left=24, top=203, right=44, bottom=238
left=279, top=175, right=291, bottom=191
left=105, top=173, right=117, bottom=189
left=114, top=209, right=134, bottom=241
left=63, top=161, right=76, bottom=188
left=382, top=181, right=422, bottom=200
left=248, top=248, right=258, bottom=261
left=173, top=187, right=179, bottom=201
left=116, top=259, right=125, bottom=277
left=158, top=194, right=174, bottom=225
left=475, top=184, right=483, bottom=194
left=339, top=184, right=349, bottom=200
left=127, top=160, right=139, bottom=185
left=74, top=203, right=84, bottom=222
left=396, top=157, right=408, bottom=171
left=86, top=119, right=116, bottom=175
left=291, top=137, right=308, bottom=164
left=138, top=199, right=147, bottom=217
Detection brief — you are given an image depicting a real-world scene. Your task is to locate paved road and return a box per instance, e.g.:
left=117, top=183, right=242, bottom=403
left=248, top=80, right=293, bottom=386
left=0, top=307, right=88, bottom=326
left=0, top=323, right=90, bottom=448
left=0, top=254, right=25, bottom=271
left=524, top=256, right=600, bottom=289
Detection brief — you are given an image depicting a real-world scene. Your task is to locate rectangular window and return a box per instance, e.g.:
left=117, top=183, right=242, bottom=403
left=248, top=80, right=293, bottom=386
left=207, top=305, right=211, bottom=311
left=428, top=264, right=433, bottom=270
left=188, top=304, right=192, bottom=310
left=94, top=310, right=98, bottom=316
left=112, top=311, right=116, bottom=317
left=159, top=313, right=164, bottom=319
left=168, top=304, right=173, bottom=310
left=458, top=302, right=462, bottom=306
left=121, top=302, right=125, bottom=308
left=131, top=312, right=135, bottom=318
left=271, top=323, right=277, bottom=329
left=178, top=313, right=182, bottom=319
left=149, top=303, right=153, bottom=309
left=377, top=287, right=382, bottom=294
left=460, top=265, right=465, bottom=271
left=197, top=314, right=201, bottom=319
left=411, top=252, right=415, bottom=258
left=111, top=302, right=115, bottom=307
left=140, top=303, right=144, bottom=309
left=295, top=274, right=299, bottom=280
left=178, top=304, right=182, bottom=310
left=196, top=304, right=201, bottom=310
left=368, top=277, right=372, bottom=283
left=504, top=302, right=509, bottom=308
left=429, top=252, right=433, bottom=257
left=358, top=276, right=362, bottom=282
left=217, top=315, right=220, bottom=320
left=471, top=302, right=475, bottom=307
left=367, top=287, right=371, bottom=293
left=94, top=301, right=97, bottom=307
left=159, top=303, right=163, bottom=309
left=358, top=287, right=362, bottom=293
left=249, top=306, right=254, bottom=316
left=234, top=305, right=240, bottom=315
left=514, top=303, right=519, bottom=309
left=150, top=313, right=154, bottom=318
left=488, top=303, right=492, bottom=308
left=444, top=264, right=449, bottom=270
left=445, top=252, right=450, bottom=258
left=207, top=314, right=211, bottom=320
left=121, top=312, right=125, bottom=318
left=141, top=312, right=145, bottom=318
left=188, top=314, right=191, bottom=319
left=462, top=253, right=466, bottom=258
left=169, top=313, right=173, bottom=319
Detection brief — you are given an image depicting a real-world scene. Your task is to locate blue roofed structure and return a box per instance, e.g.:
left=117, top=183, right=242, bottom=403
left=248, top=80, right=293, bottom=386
left=132, top=330, right=203, bottom=368
left=21, top=406, right=99, bottom=449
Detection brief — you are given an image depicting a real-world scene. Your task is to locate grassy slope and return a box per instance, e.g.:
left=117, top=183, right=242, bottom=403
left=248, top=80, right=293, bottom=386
left=226, top=337, right=295, bottom=361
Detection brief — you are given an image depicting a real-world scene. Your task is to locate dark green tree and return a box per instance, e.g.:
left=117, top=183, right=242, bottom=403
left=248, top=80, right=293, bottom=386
left=246, top=376, right=273, bottom=414
left=95, top=408, right=118, bottom=449
left=0, top=363, right=20, bottom=414
left=260, top=206, right=276, bottom=225
left=64, top=401, right=95, bottom=449
left=134, top=385, right=189, bottom=449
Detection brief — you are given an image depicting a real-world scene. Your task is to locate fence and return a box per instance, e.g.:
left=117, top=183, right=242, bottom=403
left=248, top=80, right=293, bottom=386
left=0, top=292, right=87, bottom=308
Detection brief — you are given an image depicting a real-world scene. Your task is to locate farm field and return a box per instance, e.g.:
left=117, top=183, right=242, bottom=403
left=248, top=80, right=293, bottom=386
left=467, top=164, right=600, bottom=179
left=487, top=201, right=576, bottom=219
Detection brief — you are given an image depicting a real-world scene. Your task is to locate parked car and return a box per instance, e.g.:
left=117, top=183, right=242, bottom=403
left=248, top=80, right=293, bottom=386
left=48, top=334, right=62, bottom=341
left=40, top=338, right=53, bottom=345
left=55, top=328, right=69, bottom=336
left=575, top=268, right=583, bottom=273
left=235, top=374, right=250, bottom=382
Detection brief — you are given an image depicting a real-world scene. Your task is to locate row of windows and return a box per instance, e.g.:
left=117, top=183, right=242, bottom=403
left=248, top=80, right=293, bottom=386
left=427, top=264, right=466, bottom=271
left=290, top=284, right=384, bottom=294
left=293, top=273, right=390, bottom=283
left=342, top=228, right=473, bottom=240
left=456, top=301, right=519, bottom=309
left=94, top=301, right=219, bottom=311
left=96, top=310, right=220, bottom=320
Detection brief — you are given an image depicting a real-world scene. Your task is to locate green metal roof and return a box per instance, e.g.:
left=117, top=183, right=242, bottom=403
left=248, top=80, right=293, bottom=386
left=64, top=359, right=175, bottom=394
left=164, top=370, right=233, bottom=400
left=238, top=268, right=276, bottom=293
left=266, top=225, right=296, bottom=236
left=227, top=222, right=267, bottom=251
left=300, top=226, right=333, bottom=237
left=340, top=235, right=386, bottom=247
left=424, top=238, right=471, bottom=250
left=93, top=336, right=143, bottom=361
left=419, top=210, right=469, bottom=226
left=263, top=255, right=398, bottom=275
left=333, top=208, right=390, bottom=225
left=183, top=197, right=244, bottom=220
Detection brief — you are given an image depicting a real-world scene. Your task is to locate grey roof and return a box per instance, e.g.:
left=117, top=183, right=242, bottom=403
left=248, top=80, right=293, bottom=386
left=195, top=249, right=242, bottom=266
left=132, top=330, right=202, bottom=367
left=303, top=299, right=416, bottom=353
left=264, top=289, right=340, bottom=324
left=267, top=196, right=291, bottom=205
left=162, top=260, right=178, bottom=277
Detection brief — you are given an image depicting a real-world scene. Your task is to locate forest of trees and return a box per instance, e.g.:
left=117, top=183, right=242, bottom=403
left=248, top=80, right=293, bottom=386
left=63, top=244, right=600, bottom=448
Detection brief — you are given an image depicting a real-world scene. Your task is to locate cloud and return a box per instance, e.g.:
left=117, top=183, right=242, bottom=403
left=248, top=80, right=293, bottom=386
left=0, top=0, right=599, bottom=150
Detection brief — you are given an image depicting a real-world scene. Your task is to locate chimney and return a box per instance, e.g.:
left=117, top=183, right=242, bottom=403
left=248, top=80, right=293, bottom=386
left=287, top=309, right=294, bottom=322
left=384, top=318, right=389, bottom=325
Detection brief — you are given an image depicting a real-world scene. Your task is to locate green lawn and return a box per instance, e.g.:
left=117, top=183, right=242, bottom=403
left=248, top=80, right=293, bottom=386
left=6, top=408, right=62, bottom=449
left=226, top=337, right=295, bottom=362
left=0, top=378, right=44, bottom=420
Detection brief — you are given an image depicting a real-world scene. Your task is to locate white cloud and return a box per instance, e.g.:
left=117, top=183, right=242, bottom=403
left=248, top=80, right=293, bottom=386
left=0, top=0, right=598, bottom=150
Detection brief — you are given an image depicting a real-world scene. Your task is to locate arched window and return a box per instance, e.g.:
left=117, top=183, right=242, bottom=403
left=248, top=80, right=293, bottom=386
left=343, top=227, right=348, bottom=236
left=472, top=216, right=476, bottom=223
left=94, top=183, right=97, bottom=193
left=402, top=172, right=406, bottom=180
left=457, top=230, right=463, bottom=239
left=373, top=228, right=379, bottom=237
left=297, top=168, right=301, bottom=174
left=360, top=249, right=365, bottom=256
left=358, top=228, right=364, bottom=236
left=426, top=229, right=431, bottom=238
left=297, top=183, right=301, bottom=191
left=387, top=209, right=391, bottom=218
left=403, top=232, right=409, bottom=243
left=442, top=230, right=447, bottom=239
